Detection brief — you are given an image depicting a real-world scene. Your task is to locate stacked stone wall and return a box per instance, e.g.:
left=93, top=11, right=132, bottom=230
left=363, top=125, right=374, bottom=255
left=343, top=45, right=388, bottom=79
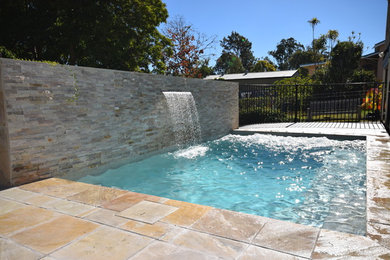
left=0, top=58, right=238, bottom=186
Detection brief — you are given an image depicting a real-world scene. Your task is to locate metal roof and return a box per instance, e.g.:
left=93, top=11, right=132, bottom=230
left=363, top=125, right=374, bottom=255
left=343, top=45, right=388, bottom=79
left=204, top=70, right=298, bottom=81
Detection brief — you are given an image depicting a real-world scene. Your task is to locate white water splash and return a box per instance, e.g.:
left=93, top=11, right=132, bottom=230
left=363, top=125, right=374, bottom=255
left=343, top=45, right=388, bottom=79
left=173, top=145, right=209, bottom=159
left=163, top=92, right=201, bottom=146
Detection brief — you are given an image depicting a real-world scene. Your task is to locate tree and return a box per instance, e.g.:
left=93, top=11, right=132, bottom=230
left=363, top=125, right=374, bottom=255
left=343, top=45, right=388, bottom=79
left=289, top=49, right=319, bottom=69
left=162, top=16, right=216, bottom=78
left=214, top=52, right=244, bottom=74
left=0, top=0, right=171, bottom=73
left=268, top=37, right=304, bottom=70
left=326, top=30, right=339, bottom=54
left=327, top=41, right=363, bottom=82
left=220, top=32, right=255, bottom=71
left=251, top=60, right=276, bottom=72
left=308, top=17, right=320, bottom=48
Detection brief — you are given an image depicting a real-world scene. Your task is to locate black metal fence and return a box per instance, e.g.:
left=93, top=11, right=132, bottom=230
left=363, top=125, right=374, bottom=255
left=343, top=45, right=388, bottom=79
left=239, top=82, right=384, bottom=126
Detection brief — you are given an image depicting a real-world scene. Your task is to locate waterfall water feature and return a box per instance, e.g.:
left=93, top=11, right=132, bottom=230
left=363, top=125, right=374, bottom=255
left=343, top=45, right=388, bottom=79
left=163, top=92, right=201, bottom=146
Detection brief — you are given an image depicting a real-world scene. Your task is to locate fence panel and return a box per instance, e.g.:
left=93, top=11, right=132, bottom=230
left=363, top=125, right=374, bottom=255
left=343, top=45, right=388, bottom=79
left=239, top=82, right=383, bottom=126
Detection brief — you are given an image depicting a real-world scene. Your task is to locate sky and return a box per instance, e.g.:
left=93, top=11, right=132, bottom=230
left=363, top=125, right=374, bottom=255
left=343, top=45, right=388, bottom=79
left=161, top=0, right=388, bottom=66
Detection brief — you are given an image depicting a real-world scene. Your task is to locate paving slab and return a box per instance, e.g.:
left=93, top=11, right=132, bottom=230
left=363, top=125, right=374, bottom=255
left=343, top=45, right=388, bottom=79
left=120, top=219, right=173, bottom=239
left=0, top=187, right=39, bottom=201
left=311, top=229, right=390, bottom=259
left=50, top=226, right=153, bottom=260
left=191, top=208, right=265, bottom=243
left=83, top=208, right=128, bottom=227
left=67, top=185, right=127, bottom=206
left=117, top=200, right=178, bottom=224
left=237, top=245, right=306, bottom=260
left=0, top=198, right=25, bottom=214
left=43, top=198, right=96, bottom=216
left=11, top=215, right=98, bottom=254
left=102, top=191, right=164, bottom=212
left=172, top=229, right=247, bottom=259
left=0, top=237, right=42, bottom=260
left=0, top=206, right=58, bottom=236
left=20, top=178, right=94, bottom=198
left=131, top=241, right=219, bottom=260
left=161, top=199, right=211, bottom=227
left=253, top=219, right=320, bottom=258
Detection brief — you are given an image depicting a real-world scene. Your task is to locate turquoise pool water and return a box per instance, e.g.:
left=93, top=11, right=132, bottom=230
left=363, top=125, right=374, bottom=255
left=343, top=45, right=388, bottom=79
left=77, top=134, right=366, bottom=235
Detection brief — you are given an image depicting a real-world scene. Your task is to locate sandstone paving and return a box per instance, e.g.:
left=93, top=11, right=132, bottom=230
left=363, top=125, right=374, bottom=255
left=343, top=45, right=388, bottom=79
left=237, top=245, right=307, bottom=260
left=117, top=200, right=178, bottom=224
left=66, top=185, right=127, bottom=206
left=50, top=226, right=153, bottom=260
left=24, top=194, right=58, bottom=207
left=161, top=199, right=211, bottom=227
left=252, top=218, right=320, bottom=258
left=102, top=191, right=164, bottom=212
left=120, top=219, right=173, bottom=239
left=0, top=187, right=39, bottom=201
left=42, top=198, right=96, bottom=216
left=311, top=229, right=390, bottom=259
left=191, top=208, right=265, bottom=243
left=0, top=206, right=58, bottom=236
left=172, top=229, right=248, bottom=259
left=367, top=222, right=390, bottom=249
left=83, top=208, right=129, bottom=227
left=130, top=240, right=219, bottom=260
left=0, top=237, right=42, bottom=260
left=0, top=198, right=25, bottom=214
left=11, top=215, right=98, bottom=254
left=19, top=178, right=94, bottom=198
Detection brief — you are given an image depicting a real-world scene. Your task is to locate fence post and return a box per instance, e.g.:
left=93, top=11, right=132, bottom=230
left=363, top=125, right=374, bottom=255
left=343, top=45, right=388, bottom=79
left=294, top=84, right=298, bottom=122
left=357, top=105, right=361, bottom=121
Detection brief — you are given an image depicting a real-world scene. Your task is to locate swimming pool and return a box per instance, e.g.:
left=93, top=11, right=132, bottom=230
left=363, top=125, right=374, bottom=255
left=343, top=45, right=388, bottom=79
left=77, top=134, right=366, bottom=235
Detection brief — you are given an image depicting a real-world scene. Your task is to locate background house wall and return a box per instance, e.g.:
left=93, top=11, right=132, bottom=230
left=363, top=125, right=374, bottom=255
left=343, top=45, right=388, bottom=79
left=0, top=58, right=238, bottom=187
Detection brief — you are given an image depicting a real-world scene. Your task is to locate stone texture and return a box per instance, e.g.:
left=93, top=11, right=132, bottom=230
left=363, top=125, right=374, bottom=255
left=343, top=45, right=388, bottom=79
left=117, top=200, right=178, bottom=224
left=191, top=208, right=265, bottom=242
left=11, top=215, right=98, bottom=254
left=102, top=191, right=163, bottom=212
left=0, top=206, right=57, bottom=236
left=312, top=229, right=390, bottom=259
left=0, top=198, right=24, bottom=214
left=66, top=185, right=127, bottom=206
left=238, top=245, right=306, bottom=260
left=253, top=219, right=320, bottom=258
left=162, top=199, right=211, bottom=227
left=120, top=219, right=172, bottom=239
left=0, top=187, right=39, bottom=201
left=50, top=226, right=153, bottom=260
left=24, top=194, right=58, bottom=207
left=367, top=222, right=390, bottom=250
left=172, top=229, right=247, bottom=259
left=131, top=241, right=219, bottom=260
left=43, top=198, right=96, bottom=216
left=20, top=178, right=93, bottom=198
left=83, top=208, right=128, bottom=227
left=0, top=238, right=42, bottom=260
left=0, top=58, right=238, bottom=186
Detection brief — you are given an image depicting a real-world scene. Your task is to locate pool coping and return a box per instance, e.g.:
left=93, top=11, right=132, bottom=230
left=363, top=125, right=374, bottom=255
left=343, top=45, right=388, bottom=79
left=0, top=130, right=390, bottom=259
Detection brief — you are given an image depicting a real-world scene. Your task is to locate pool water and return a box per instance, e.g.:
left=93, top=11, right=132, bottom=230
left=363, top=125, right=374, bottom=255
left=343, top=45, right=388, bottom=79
left=77, top=134, right=366, bottom=235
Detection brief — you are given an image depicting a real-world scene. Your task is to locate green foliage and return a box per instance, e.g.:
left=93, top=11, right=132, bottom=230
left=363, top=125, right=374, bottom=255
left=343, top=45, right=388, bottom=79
left=288, top=49, right=319, bottom=69
left=239, top=103, right=287, bottom=125
left=0, top=46, right=16, bottom=58
left=308, top=17, right=320, bottom=46
left=219, top=31, right=255, bottom=71
left=274, top=76, right=318, bottom=86
left=327, top=41, right=363, bottom=83
left=214, top=53, right=245, bottom=74
left=0, top=0, right=171, bottom=73
left=251, top=60, right=276, bottom=72
left=349, top=69, right=376, bottom=83
left=268, top=37, right=304, bottom=70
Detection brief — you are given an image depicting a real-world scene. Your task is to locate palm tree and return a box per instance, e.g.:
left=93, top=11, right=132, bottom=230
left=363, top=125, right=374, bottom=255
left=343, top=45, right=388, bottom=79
left=327, top=29, right=339, bottom=53
left=308, top=17, right=320, bottom=48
